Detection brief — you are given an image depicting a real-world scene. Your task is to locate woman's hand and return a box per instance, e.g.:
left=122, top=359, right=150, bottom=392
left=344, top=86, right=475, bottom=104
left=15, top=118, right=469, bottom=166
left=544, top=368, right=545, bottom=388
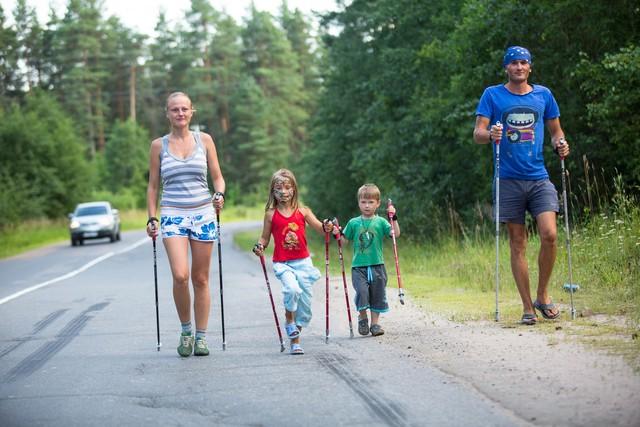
left=147, top=217, right=159, bottom=238
left=213, top=192, right=225, bottom=210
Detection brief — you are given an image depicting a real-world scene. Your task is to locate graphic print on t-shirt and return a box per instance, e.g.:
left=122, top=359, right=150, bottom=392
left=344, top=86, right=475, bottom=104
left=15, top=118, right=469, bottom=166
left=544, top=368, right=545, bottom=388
left=358, top=229, right=374, bottom=254
left=282, top=222, right=300, bottom=250
left=502, top=107, right=539, bottom=144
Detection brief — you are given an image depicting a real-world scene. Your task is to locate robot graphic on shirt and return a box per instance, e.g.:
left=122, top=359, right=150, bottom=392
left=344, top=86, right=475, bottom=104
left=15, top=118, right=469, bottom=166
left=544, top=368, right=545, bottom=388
left=503, top=107, right=538, bottom=145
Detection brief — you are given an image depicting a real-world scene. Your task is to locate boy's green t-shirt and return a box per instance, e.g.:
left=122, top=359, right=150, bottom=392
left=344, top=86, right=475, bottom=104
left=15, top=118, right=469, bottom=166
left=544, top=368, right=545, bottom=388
left=342, top=215, right=392, bottom=267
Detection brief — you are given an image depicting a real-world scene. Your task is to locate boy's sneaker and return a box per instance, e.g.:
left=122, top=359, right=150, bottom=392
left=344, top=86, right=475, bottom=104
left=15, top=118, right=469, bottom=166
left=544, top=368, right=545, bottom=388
left=358, top=318, right=369, bottom=336
left=177, top=333, right=194, bottom=357
left=370, top=324, right=385, bottom=336
left=194, top=337, right=210, bottom=356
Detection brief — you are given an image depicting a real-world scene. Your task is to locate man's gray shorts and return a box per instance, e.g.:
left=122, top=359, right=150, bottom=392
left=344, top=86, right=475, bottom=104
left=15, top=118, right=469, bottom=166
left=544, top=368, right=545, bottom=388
left=496, top=179, right=559, bottom=224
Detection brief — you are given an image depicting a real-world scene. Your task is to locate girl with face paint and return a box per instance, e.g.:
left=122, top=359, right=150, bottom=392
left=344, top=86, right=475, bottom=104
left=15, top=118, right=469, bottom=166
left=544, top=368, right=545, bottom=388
left=253, top=169, right=333, bottom=355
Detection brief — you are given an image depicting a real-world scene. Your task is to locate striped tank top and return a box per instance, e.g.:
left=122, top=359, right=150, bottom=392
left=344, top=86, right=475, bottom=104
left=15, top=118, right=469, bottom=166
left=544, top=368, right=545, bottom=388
left=160, top=132, right=212, bottom=208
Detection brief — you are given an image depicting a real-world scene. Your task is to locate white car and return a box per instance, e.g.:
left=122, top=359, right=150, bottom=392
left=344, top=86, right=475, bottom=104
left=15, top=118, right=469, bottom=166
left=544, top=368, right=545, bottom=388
left=69, top=201, right=121, bottom=246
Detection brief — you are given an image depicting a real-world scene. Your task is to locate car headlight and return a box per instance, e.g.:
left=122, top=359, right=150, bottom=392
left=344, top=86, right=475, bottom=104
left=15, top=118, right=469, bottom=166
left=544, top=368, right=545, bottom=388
left=70, top=220, right=80, bottom=229
left=99, top=218, right=113, bottom=226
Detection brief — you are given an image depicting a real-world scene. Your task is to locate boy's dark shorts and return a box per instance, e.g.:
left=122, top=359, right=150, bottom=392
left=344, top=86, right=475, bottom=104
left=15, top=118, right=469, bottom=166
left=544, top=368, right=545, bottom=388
left=496, top=179, right=559, bottom=224
left=351, top=264, right=389, bottom=313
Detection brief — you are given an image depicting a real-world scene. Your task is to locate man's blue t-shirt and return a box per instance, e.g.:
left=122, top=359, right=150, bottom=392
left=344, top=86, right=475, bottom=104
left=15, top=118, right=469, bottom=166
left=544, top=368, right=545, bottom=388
left=476, top=84, right=560, bottom=180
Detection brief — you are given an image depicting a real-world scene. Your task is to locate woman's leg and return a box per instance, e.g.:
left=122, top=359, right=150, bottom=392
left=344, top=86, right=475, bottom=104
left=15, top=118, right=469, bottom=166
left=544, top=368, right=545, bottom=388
left=190, top=239, right=213, bottom=332
left=163, top=237, right=191, bottom=323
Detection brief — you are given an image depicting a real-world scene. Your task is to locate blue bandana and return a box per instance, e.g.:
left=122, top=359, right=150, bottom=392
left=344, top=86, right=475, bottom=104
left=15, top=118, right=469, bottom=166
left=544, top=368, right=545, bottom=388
left=503, top=46, right=532, bottom=67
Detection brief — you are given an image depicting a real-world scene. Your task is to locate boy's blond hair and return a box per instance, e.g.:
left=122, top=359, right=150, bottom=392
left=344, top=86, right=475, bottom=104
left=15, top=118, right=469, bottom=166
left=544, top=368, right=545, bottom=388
left=357, top=183, right=381, bottom=201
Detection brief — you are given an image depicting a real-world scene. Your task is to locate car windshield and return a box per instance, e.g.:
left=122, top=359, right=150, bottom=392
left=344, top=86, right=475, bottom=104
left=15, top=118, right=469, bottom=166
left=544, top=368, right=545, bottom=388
left=76, top=206, right=108, bottom=216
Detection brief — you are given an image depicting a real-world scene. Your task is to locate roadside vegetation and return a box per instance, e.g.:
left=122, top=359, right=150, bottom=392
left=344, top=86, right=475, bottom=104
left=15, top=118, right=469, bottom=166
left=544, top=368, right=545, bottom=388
left=235, top=182, right=640, bottom=366
left=0, top=204, right=263, bottom=259
left=235, top=199, right=639, bottom=324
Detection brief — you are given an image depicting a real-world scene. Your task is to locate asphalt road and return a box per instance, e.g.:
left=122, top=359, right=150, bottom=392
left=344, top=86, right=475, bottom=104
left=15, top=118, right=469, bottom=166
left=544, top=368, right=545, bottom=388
left=0, top=222, right=528, bottom=427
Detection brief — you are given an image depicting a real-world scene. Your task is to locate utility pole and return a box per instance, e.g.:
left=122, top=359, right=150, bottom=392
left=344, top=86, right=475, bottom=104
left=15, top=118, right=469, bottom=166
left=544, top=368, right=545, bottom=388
left=129, top=65, right=136, bottom=122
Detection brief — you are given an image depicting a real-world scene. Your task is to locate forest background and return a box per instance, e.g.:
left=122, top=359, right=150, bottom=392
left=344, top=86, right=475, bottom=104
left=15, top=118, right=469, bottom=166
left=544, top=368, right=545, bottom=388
left=1, top=0, right=638, bottom=235
left=0, top=0, right=639, bottom=323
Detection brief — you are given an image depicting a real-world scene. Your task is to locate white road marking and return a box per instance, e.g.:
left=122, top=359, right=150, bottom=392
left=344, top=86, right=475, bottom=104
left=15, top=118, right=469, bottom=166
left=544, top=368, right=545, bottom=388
left=0, top=237, right=150, bottom=306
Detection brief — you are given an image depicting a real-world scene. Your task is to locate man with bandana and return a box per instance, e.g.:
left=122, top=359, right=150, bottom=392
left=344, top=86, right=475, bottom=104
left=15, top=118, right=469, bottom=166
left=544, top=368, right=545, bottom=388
left=473, top=46, right=570, bottom=325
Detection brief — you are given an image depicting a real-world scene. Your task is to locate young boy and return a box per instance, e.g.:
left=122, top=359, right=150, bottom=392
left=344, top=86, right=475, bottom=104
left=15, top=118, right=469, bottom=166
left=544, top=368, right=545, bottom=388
left=334, top=184, right=400, bottom=336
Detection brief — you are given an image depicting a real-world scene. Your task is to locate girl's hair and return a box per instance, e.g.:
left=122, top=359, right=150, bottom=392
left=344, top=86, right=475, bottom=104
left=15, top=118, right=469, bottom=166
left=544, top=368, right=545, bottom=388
left=265, top=168, right=299, bottom=211
left=357, top=183, right=381, bottom=201
left=165, top=91, right=193, bottom=110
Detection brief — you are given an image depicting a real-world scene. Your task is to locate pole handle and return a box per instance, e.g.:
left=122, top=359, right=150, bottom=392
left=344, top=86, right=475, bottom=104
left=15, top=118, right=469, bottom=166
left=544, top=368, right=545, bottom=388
left=558, top=137, right=567, bottom=161
left=492, top=121, right=503, bottom=145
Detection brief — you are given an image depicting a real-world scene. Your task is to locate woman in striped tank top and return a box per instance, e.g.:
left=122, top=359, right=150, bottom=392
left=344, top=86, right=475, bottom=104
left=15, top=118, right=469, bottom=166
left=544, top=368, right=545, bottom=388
left=253, top=169, right=334, bottom=355
left=146, top=92, right=226, bottom=357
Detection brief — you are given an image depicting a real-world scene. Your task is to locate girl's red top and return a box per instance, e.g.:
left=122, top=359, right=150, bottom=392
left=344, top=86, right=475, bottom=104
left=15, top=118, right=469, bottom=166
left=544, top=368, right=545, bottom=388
left=271, top=208, right=309, bottom=262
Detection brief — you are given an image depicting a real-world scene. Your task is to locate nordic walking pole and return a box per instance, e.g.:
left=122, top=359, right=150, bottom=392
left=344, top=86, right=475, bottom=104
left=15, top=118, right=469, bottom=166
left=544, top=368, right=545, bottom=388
left=259, top=255, right=286, bottom=352
left=332, top=218, right=354, bottom=338
left=387, top=199, right=404, bottom=305
left=558, top=138, right=576, bottom=320
left=214, top=193, right=226, bottom=350
left=325, top=230, right=330, bottom=344
left=493, top=121, right=503, bottom=322
left=152, top=236, right=161, bottom=351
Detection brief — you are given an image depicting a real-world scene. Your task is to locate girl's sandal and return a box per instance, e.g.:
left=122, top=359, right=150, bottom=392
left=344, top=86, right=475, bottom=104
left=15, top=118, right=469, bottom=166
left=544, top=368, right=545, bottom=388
left=285, top=323, right=300, bottom=339
left=290, top=343, right=304, bottom=355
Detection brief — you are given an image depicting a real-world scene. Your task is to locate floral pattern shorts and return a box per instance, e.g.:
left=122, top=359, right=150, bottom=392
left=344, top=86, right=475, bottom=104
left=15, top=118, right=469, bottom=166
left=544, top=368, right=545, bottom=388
left=160, top=205, right=217, bottom=241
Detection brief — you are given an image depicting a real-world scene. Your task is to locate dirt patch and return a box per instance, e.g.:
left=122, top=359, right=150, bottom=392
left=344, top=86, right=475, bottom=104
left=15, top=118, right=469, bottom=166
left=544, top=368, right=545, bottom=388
left=381, top=293, right=640, bottom=427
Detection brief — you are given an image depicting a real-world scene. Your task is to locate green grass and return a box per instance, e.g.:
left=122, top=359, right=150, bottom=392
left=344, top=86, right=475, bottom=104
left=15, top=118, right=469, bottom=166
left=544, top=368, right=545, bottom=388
left=235, top=204, right=640, bottom=366
left=0, top=219, right=70, bottom=258
left=235, top=219, right=639, bottom=324
left=0, top=204, right=265, bottom=259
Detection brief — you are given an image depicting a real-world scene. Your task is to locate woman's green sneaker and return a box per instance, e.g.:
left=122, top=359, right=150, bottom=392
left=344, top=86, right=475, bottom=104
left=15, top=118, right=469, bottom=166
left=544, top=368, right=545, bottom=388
left=177, top=333, right=194, bottom=357
left=194, top=337, right=209, bottom=356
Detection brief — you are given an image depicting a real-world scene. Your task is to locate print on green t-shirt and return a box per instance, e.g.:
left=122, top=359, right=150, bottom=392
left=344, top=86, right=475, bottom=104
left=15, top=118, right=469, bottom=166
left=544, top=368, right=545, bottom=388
left=342, top=215, right=391, bottom=267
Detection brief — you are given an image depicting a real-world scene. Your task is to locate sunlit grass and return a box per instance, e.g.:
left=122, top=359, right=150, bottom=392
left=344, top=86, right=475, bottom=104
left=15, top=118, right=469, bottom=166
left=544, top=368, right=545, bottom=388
left=0, top=219, right=69, bottom=258
left=234, top=204, right=640, bottom=330
left=1, top=204, right=264, bottom=259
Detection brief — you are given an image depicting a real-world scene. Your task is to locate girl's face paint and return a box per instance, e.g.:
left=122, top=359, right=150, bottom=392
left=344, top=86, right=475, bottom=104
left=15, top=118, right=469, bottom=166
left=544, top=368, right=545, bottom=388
left=273, top=178, right=294, bottom=203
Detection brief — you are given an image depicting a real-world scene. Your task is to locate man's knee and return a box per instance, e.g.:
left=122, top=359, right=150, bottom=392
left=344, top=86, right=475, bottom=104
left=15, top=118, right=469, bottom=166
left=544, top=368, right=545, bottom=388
left=509, top=233, right=527, bottom=252
left=539, top=228, right=557, bottom=246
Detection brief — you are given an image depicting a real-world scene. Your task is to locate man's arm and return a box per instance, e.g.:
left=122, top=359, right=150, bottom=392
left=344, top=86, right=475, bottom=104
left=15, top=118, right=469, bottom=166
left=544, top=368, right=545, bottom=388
left=474, top=115, right=493, bottom=144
